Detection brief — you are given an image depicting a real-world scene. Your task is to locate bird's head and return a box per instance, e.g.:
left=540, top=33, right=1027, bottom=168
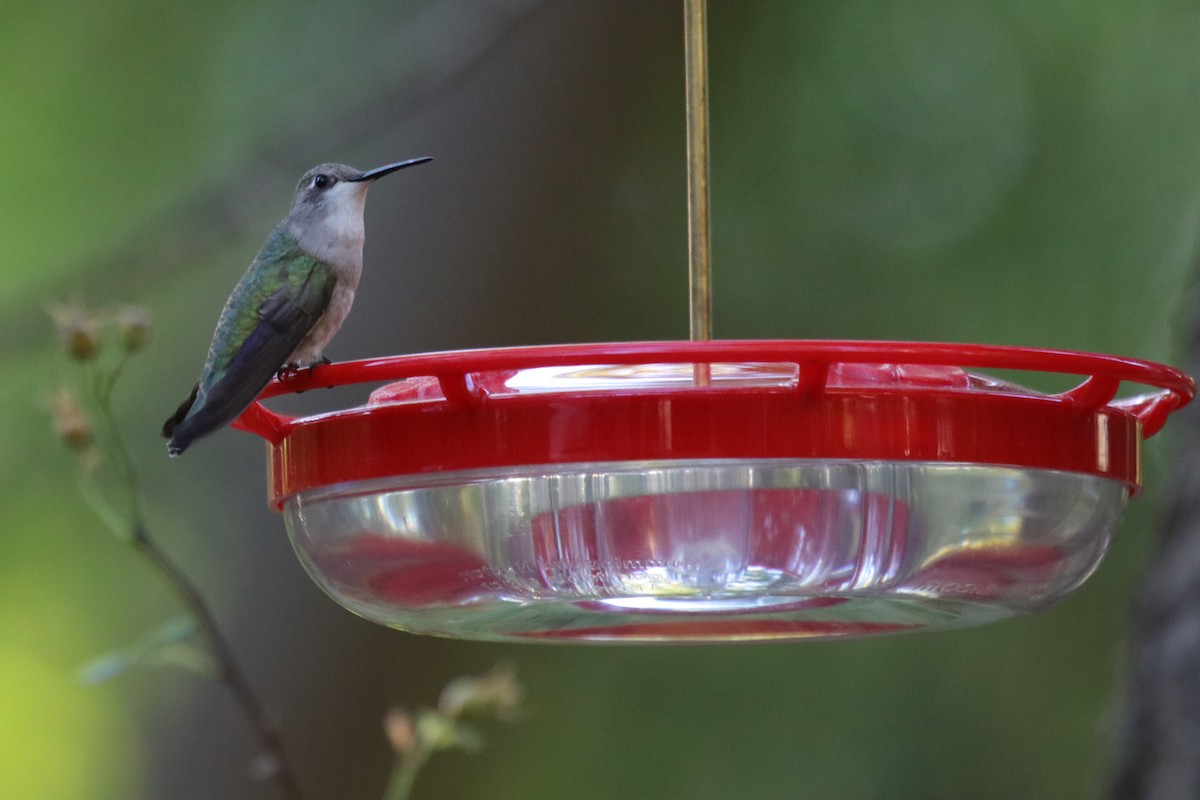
left=286, top=157, right=432, bottom=260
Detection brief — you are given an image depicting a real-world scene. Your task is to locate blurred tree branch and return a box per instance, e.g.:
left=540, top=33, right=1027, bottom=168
left=1111, top=275, right=1200, bottom=799
left=7, top=0, right=552, bottom=361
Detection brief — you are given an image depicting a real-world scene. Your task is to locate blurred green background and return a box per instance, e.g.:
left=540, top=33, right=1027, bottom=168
left=4, top=1, right=1200, bottom=797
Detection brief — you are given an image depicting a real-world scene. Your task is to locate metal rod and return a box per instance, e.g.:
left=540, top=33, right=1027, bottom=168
left=684, top=0, right=712, bottom=342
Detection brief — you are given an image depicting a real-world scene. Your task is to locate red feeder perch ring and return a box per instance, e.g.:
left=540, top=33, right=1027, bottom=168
left=234, top=340, right=1193, bottom=643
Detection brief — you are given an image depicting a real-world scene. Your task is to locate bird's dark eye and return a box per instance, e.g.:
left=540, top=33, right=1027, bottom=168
left=312, top=174, right=334, bottom=190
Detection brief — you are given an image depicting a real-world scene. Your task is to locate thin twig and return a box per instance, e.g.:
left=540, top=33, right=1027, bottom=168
left=382, top=737, right=435, bottom=800
left=129, top=523, right=308, bottom=800
left=90, top=356, right=145, bottom=532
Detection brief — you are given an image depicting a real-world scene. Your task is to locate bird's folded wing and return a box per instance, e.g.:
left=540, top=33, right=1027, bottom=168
left=186, top=264, right=335, bottom=437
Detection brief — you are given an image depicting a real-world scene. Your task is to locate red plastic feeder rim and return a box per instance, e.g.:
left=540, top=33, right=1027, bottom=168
left=231, top=340, right=1195, bottom=509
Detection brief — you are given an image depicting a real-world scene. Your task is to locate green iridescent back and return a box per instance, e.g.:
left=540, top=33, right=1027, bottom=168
left=200, top=226, right=334, bottom=394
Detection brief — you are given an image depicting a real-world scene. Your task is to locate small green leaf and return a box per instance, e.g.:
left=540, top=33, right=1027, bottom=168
left=77, top=616, right=212, bottom=685
left=77, top=652, right=137, bottom=685
left=448, top=722, right=484, bottom=754
left=144, top=640, right=220, bottom=679
left=415, top=712, right=483, bottom=754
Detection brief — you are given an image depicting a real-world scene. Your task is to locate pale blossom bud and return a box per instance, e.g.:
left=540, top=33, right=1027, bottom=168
left=384, top=709, right=416, bottom=756
left=114, top=306, right=152, bottom=353
left=48, top=303, right=102, bottom=361
left=438, top=661, right=522, bottom=720
left=46, top=386, right=92, bottom=450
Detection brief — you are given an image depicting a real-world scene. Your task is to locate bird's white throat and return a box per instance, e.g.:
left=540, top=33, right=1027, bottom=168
left=291, top=180, right=369, bottom=272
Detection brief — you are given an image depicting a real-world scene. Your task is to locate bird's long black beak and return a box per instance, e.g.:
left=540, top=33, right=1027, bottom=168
left=352, top=157, right=433, bottom=182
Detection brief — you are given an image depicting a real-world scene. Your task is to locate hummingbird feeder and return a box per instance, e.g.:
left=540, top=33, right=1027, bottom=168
left=234, top=3, right=1194, bottom=642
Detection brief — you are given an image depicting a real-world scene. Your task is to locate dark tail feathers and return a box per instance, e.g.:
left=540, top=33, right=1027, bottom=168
left=162, top=383, right=199, bottom=456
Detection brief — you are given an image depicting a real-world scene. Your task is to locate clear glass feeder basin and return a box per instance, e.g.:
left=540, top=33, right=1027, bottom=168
left=234, top=341, right=1193, bottom=643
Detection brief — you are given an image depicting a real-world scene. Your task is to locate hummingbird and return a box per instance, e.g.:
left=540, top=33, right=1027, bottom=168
left=162, top=157, right=432, bottom=456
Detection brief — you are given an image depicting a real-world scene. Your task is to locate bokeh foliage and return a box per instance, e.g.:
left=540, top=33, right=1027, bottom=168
left=4, top=1, right=1200, bottom=798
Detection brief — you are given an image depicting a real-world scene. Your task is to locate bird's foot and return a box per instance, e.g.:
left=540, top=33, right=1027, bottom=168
left=276, top=362, right=301, bottom=381
left=275, top=356, right=331, bottom=382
